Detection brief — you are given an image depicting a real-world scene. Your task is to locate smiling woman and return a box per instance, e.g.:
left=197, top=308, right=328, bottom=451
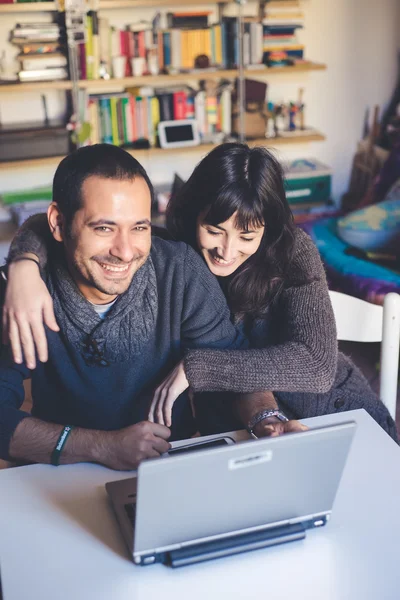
left=197, top=214, right=264, bottom=277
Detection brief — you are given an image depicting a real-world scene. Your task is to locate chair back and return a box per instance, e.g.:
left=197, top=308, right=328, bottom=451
left=329, top=291, right=400, bottom=420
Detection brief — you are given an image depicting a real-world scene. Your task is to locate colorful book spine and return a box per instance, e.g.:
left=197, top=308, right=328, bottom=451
left=109, top=96, right=120, bottom=146
left=85, top=14, right=94, bottom=80
left=173, top=90, right=187, bottom=120
left=99, top=97, right=112, bottom=143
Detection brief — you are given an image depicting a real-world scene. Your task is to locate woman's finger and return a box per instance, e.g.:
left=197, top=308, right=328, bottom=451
left=43, top=301, right=60, bottom=333
left=148, top=386, right=162, bottom=422
left=18, top=319, right=37, bottom=369
left=8, top=318, right=23, bottom=365
left=163, top=390, right=179, bottom=428
left=30, top=317, right=49, bottom=363
left=2, top=310, right=9, bottom=345
left=156, top=387, right=169, bottom=426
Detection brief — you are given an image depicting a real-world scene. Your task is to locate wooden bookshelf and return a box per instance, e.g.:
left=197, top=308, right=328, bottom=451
left=0, top=80, right=72, bottom=93
left=81, top=63, right=327, bottom=90
left=99, top=0, right=233, bottom=8
left=0, top=133, right=326, bottom=170
left=0, top=2, right=57, bottom=13
left=0, top=63, right=326, bottom=94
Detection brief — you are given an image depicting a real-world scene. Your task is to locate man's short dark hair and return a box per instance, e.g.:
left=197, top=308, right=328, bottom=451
left=52, top=144, right=154, bottom=233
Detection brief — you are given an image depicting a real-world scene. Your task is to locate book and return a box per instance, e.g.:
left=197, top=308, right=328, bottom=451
left=18, top=54, right=67, bottom=70
left=157, top=92, right=173, bottom=121
left=99, top=97, right=112, bottom=144
left=17, top=42, right=61, bottom=54
left=167, top=12, right=210, bottom=29
left=173, top=90, right=187, bottom=120
left=18, top=67, right=68, bottom=81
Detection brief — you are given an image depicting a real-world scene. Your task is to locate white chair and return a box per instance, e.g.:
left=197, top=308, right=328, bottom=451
left=329, top=290, right=400, bottom=420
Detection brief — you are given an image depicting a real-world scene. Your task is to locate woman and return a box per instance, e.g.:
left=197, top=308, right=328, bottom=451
left=3, top=143, right=397, bottom=440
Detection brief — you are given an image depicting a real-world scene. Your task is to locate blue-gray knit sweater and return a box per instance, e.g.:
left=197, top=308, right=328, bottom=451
left=0, top=237, right=244, bottom=460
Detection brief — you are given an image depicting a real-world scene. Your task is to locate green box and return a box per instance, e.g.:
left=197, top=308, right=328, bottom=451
left=284, top=159, right=332, bottom=206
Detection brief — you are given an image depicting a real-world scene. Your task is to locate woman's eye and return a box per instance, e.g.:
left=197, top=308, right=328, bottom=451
left=241, top=237, right=255, bottom=242
left=207, top=230, right=220, bottom=236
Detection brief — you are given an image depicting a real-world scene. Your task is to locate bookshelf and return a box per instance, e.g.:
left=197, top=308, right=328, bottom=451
left=98, top=0, right=234, bottom=8
left=0, top=63, right=327, bottom=94
left=0, top=0, right=327, bottom=169
left=0, top=0, right=233, bottom=12
left=0, top=133, right=326, bottom=170
left=0, top=2, right=57, bottom=13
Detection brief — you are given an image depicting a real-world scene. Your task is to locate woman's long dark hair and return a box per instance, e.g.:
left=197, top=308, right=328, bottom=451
left=166, top=142, right=296, bottom=319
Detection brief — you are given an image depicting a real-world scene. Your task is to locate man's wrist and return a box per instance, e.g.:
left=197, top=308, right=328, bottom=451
left=65, top=428, right=111, bottom=465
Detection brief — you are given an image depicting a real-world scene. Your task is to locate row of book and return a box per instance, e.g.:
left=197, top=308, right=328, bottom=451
left=82, top=87, right=232, bottom=147
left=79, top=14, right=243, bottom=81
left=263, top=0, right=305, bottom=67
left=10, top=21, right=68, bottom=82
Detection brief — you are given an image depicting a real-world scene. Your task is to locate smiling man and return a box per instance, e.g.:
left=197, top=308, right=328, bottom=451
left=0, top=144, right=246, bottom=470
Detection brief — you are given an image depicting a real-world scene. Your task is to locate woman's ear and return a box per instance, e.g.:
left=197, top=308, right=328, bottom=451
left=47, top=202, right=65, bottom=243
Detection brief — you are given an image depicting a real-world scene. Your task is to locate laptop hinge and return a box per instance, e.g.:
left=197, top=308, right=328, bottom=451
left=167, top=522, right=306, bottom=568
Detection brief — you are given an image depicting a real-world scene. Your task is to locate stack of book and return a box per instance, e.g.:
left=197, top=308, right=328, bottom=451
left=82, top=85, right=232, bottom=147
left=11, top=22, right=68, bottom=82
left=263, top=0, right=304, bottom=67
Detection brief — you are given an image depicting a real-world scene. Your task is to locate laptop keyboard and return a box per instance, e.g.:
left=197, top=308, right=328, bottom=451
left=124, top=501, right=137, bottom=526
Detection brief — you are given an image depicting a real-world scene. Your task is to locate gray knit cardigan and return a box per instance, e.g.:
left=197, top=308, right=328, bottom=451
left=184, top=229, right=398, bottom=441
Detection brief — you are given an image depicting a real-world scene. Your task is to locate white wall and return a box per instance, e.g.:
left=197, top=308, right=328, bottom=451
left=0, top=0, right=399, bottom=203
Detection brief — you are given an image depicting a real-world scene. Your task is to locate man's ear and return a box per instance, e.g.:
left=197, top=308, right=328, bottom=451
left=48, top=202, right=65, bottom=242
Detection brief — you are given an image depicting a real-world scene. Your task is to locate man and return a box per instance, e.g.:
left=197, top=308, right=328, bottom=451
left=0, top=145, right=303, bottom=470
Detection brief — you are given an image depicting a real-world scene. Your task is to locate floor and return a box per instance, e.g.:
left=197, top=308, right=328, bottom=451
left=0, top=343, right=398, bottom=470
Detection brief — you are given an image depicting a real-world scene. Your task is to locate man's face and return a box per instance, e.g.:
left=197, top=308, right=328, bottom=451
left=56, top=175, right=152, bottom=304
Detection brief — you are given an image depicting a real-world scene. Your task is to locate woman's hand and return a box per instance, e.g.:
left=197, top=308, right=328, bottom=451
left=253, top=419, right=308, bottom=438
left=2, top=259, right=59, bottom=369
left=148, top=360, right=190, bottom=427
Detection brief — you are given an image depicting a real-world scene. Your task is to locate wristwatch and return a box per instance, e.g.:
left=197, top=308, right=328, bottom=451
left=247, top=409, right=289, bottom=438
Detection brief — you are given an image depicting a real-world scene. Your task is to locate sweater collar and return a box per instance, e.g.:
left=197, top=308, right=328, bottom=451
left=48, top=256, right=158, bottom=364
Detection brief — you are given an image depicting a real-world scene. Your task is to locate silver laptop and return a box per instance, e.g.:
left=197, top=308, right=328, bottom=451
left=106, top=421, right=356, bottom=567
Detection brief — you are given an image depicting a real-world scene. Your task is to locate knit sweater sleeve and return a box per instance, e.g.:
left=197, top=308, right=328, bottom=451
left=7, top=213, right=52, bottom=267
left=0, top=350, right=31, bottom=460
left=184, top=229, right=338, bottom=394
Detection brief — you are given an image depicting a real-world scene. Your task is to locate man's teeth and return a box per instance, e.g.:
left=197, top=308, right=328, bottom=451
left=99, top=262, right=129, bottom=273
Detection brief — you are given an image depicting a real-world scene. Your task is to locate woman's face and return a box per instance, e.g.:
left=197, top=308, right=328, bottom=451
left=197, top=212, right=264, bottom=277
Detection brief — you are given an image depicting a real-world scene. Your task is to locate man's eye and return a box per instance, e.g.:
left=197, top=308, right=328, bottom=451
left=95, top=226, right=112, bottom=232
left=134, top=226, right=148, bottom=232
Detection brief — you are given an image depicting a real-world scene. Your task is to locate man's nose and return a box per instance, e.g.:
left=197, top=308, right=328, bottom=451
left=110, top=234, right=136, bottom=263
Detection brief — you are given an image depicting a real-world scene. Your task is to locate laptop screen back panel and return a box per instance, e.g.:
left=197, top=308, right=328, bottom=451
left=134, top=422, right=355, bottom=555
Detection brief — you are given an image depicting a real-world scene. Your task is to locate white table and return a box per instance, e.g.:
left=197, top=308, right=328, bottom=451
left=1, top=409, right=399, bottom=600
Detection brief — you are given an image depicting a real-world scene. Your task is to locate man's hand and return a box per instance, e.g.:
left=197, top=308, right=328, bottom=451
left=253, top=419, right=308, bottom=438
left=101, top=421, right=172, bottom=470
left=9, top=417, right=171, bottom=470
left=148, top=360, right=189, bottom=427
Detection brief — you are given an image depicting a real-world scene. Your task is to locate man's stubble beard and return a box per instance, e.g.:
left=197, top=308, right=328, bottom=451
left=71, top=253, right=149, bottom=297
